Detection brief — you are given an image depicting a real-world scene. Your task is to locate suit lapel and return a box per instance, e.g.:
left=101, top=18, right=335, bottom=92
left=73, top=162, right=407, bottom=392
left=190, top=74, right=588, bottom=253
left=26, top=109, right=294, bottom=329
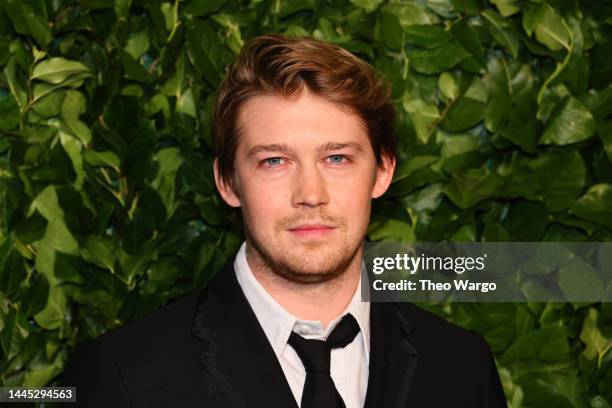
left=191, top=262, right=298, bottom=408
left=364, top=302, right=419, bottom=408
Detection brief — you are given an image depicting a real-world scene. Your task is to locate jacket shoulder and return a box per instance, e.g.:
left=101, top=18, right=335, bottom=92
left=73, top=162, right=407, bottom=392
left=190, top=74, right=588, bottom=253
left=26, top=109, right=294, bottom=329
left=98, top=290, right=201, bottom=348
left=390, top=302, right=494, bottom=372
left=389, top=302, right=506, bottom=407
left=60, top=290, right=207, bottom=407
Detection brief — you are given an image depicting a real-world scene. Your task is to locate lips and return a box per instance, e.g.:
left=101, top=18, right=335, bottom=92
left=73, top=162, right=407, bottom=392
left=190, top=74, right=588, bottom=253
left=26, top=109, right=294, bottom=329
left=289, top=223, right=334, bottom=231
left=288, top=223, right=335, bottom=237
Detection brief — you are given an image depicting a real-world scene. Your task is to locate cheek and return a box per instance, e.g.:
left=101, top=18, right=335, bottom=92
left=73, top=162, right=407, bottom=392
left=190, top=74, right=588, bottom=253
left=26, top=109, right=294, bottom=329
left=335, top=187, right=373, bottom=227
left=241, top=185, right=288, bottom=223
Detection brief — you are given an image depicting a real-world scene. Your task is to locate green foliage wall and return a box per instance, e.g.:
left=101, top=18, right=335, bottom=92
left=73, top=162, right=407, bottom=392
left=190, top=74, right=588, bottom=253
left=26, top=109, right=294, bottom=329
left=0, top=0, right=611, bottom=406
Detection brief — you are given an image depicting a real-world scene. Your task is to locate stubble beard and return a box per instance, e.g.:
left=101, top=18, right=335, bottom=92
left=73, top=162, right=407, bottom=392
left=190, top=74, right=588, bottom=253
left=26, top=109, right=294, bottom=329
left=244, top=211, right=362, bottom=285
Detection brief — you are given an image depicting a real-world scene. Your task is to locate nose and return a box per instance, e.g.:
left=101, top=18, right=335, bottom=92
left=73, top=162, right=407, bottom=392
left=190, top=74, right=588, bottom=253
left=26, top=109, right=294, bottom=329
left=291, top=163, right=329, bottom=208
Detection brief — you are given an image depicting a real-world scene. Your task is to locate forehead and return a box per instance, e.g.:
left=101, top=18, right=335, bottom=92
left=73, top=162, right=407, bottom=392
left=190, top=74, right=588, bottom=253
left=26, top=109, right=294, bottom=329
left=235, top=90, right=368, bottom=148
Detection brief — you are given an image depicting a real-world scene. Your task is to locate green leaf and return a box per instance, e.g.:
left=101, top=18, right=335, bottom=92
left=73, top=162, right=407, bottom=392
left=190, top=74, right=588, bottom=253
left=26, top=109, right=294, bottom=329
left=151, top=147, right=183, bottom=215
left=442, top=96, right=485, bottom=132
left=570, top=184, right=612, bottom=229
left=502, top=327, right=570, bottom=363
left=402, top=93, right=439, bottom=143
left=0, top=37, right=10, bottom=67
left=410, top=41, right=470, bottom=74
left=482, top=9, right=519, bottom=58
left=523, top=3, right=571, bottom=52
left=350, top=0, right=383, bottom=12
left=540, top=96, right=595, bottom=145
left=450, top=0, right=479, bottom=14
left=452, top=303, right=522, bottom=352
left=23, top=10, right=52, bottom=49
left=31, top=58, right=92, bottom=85
left=59, top=131, right=85, bottom=188
left=32, top=89, right=64, bottom=117
left=61, top=90, right=86, bottom=121
left=491, top=0, right=519, bottom=17
left=499, top=94, right=538, bottom=153
left=440, top=133, right=482, bottom=172
left=404, top=25, right=451, bottom=48
left=83, top=150, right=121, bottom=171
left=536, top=152, right=586, bottom=212
left=451, top=20, right=486, bottom=68
left=444, top=168, right=504, bottom=209
left=62, top=120, right=92, bottom=145
left=505, top=201, right=549, bottom=241
left=4, top=2, right=51, bottom=48
left=0, top=239, right=26, bottom=297
left=598, top=121, right=612, bottom=163
left=0, top=93, right=20, bottom=130
left=4, top=57, right=28, bottom=110
left=114, top=0, right=133, bottom=19
left=14, top=211, right=48, bottom=245
left=120, top=50, right=151, bottom=83
left=438, top=72, right=459, bottom=101
left=379, top=11, right=403, bottom=50
left=81, top=236, right=116, bottom=273
left=580, top=308, right=611, bottom=360
left=33, top=284, right=67, bottom=330
left=20, top=273, right=50, bottom=317
left=426, top=0, right=454, bottom=18
left=0, top=310, right=29, bottom=361
left=517, top=371, right=582, bottom=408
left=558, top=256, right=604, bottom=302
left=393, top=156, right=440, bottom=183
left=31, top=74, right=90, bottom=102
left=176, top=88, right=196, bottom=118
left=368, top=219, right=415, bottom=242
left=185, top=20, right=226, bottom=87
left=183, top=0, right=228, bottom=17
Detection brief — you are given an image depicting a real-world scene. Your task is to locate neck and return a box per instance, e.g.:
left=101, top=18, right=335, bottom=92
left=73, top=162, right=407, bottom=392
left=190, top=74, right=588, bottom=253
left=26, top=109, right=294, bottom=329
left=245, top=244, right=363, bottom=328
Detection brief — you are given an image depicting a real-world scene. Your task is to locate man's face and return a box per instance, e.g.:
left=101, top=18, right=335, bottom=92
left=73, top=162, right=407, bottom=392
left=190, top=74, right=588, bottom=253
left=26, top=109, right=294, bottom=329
left=215, top=89, right=395, bottom=283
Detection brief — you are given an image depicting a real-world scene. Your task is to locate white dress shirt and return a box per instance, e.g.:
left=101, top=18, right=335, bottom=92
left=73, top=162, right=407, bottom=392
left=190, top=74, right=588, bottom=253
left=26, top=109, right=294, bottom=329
left=234, top=242, right=370, bottom=408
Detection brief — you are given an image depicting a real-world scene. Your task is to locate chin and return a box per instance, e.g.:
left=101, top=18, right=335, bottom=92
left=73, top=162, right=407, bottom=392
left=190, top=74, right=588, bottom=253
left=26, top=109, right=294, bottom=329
left=274, top=263, right=347, bottom=284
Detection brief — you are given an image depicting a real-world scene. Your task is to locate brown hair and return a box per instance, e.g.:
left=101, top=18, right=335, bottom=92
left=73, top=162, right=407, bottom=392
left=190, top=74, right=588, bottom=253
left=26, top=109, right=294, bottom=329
left=212, top=34, right=396, bottom=186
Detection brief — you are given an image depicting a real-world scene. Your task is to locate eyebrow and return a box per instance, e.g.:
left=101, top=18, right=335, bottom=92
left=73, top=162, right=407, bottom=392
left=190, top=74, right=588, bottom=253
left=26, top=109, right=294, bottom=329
left=315, top=142, right=364, bottom=153
left=247, top=143, right=295, bottom=157
left=247, top=142, right=364, bottom=157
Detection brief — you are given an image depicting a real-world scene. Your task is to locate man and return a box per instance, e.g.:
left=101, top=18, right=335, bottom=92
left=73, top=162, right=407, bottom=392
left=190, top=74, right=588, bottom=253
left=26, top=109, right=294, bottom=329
left=61, top=34, right=507, bottom=407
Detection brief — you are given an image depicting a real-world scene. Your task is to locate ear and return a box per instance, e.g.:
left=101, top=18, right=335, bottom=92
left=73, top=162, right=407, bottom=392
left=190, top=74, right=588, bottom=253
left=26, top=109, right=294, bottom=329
left=213, top=158, right=242, bottom=207
left=371, top=153, right=396, bottom=199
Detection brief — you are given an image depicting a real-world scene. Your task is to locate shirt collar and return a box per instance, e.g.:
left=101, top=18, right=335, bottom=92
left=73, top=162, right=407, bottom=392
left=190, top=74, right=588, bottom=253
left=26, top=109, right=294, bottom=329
left=234, top=241, right=370, bottom=364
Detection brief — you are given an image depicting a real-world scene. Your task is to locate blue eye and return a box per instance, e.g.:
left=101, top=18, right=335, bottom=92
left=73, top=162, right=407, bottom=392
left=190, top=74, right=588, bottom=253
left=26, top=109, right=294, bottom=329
left=328, top=155, right=346, bottom=164
left=263, top=157, right=283, bottom=167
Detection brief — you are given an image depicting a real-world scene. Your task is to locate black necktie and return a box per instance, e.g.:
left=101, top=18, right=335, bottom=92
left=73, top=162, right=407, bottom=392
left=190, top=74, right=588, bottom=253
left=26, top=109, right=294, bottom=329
left=288, top=313, right=361, bottom=408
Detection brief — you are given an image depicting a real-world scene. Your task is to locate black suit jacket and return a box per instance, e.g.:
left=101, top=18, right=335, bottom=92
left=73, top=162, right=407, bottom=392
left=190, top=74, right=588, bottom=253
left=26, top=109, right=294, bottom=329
left=60, top=259, right=507, bottom=407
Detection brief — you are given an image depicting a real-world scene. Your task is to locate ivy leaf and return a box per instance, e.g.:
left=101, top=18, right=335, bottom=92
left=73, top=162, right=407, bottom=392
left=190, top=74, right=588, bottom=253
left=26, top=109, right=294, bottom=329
left=523, top=3, right=571, bottom=52
left=350, top=0, right=383, bottom=12
left=536, top=152, right=587, bottom=212
left=540, top=96, right=595, bottom=145
left=491, top=0, right=519, bottom=17
left=482, top=9, right=519, bottom=58
left=444, top=168, right=504, bottom=209
left=558, top=256, right=604, bottom=302
left=410, top=41, right=470, bottom=74
left=31, top=58, right=92, bottom=85
left=0, top=310, right=30, bottom=361
left=501, top=327, right=570, bottom=363
left=570, top=184, right=612, bottom=229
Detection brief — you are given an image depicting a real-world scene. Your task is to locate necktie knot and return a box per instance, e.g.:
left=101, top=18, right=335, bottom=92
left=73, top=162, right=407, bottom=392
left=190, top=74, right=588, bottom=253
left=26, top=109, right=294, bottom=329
left=287, top=314, right=360, bottom=408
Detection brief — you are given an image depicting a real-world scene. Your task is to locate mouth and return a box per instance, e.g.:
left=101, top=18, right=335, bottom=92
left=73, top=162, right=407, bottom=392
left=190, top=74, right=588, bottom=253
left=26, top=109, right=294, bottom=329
left=288, top=223, right=336, bottom=238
